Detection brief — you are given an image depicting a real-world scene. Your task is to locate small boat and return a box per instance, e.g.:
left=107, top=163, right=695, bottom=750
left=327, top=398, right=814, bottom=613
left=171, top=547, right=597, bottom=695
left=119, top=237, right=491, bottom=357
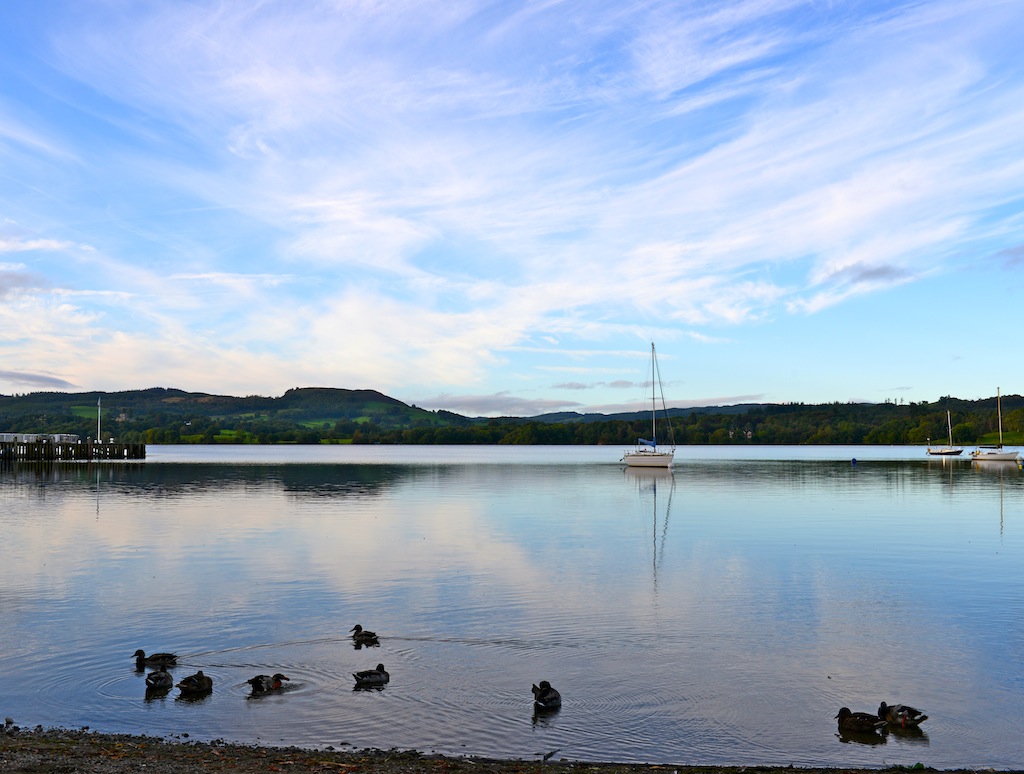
left=622, top=342, right=676, bottom=468
left=972, top=388, right=1020, bottom=462
left=353, top=663, right=389, bottom=687
left=927, top=410, right=963, bottom=456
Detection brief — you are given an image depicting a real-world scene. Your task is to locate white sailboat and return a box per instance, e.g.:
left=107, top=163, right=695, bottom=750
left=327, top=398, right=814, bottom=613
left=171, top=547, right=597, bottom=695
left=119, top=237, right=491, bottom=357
left=972, top=388, right=1020, bottom=462
left=926, top=410, right=963, bottom=456
left=622, top=342, right=676, bottom=468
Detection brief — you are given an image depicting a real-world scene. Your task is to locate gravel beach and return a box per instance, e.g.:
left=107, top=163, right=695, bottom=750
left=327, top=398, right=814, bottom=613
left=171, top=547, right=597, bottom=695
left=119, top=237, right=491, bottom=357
left=1, top=723, right=1010, bottom=774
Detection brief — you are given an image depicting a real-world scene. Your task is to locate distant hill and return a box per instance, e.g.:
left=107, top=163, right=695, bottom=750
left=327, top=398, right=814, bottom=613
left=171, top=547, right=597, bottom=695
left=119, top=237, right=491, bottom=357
left=2, top=386, right=410, bottom=421
left=1, top=387, right=1022, bottom=446
left=0, top=387, right=472, bottom=443
left=529, top=403, right=766, bottom=424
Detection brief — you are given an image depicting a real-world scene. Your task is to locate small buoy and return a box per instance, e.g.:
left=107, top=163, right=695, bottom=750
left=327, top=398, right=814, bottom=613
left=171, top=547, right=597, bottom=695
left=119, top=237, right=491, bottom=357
left=851, top=458, right=857, bottom=466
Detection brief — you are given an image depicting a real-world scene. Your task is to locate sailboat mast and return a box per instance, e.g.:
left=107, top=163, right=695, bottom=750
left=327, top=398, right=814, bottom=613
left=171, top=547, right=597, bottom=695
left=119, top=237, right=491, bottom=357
left=947, top=410, right=953, bottom=446
left=650, top=342, right=657, bottom=444
left=997, top=387, right=1003, bottom=447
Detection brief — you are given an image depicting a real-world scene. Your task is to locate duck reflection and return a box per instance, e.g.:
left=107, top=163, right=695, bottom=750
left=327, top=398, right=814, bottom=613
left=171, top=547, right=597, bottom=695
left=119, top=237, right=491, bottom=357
left=836, top=729, right=888, bottom=746
left=531, top=708, right=560, bottom=728
left=886, top=724, right=930, bottom=745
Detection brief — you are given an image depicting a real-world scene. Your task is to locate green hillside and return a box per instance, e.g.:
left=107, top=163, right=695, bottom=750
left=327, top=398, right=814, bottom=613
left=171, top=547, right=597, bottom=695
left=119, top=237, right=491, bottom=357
left=1, top=387, right=1022, bottom=447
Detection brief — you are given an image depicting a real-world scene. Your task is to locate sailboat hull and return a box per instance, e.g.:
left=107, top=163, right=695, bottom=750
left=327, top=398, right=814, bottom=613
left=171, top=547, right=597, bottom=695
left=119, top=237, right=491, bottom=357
left=972, top=450, right=1020, bottom=461
left=622, top=450, right=674, bottom=467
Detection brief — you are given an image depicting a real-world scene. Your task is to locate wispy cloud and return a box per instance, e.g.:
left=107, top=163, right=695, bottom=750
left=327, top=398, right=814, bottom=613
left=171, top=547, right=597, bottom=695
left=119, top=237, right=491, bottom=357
left=0, top=265, right=49, bottom=298
left=0, top=238, right=76, bottom=253
left=0, top=370, right=77, bottom=390
left=1, top=0, right=1022, bottom=406
left=996, top=243, right=1024, bottom=268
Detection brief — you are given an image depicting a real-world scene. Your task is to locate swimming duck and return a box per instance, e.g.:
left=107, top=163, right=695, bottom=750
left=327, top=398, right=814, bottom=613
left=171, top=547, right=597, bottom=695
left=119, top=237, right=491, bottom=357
left=248, top=673, right=290, bottom=693
left=835, top=707, right=886, bottom=734
left=878, top=702, right=928, bottom=727
left=532, top=681, right=562, bottom=711
left=353, top=663, right=389, bottom=687
left=133, top=649, right=177, bottom=670
left=176, top=670, right=213, bottom=695
left=145, top=668, right=174, bottom=690
left=350, top=624, right=380, bottom=645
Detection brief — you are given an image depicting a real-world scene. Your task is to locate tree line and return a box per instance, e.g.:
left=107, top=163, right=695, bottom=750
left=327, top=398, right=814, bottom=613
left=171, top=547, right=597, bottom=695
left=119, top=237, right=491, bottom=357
left=3, top=391, right=1022, bottom=446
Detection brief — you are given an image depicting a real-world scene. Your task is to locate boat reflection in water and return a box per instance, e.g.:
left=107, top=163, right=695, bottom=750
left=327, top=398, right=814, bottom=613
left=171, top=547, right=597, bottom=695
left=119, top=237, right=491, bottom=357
left=624, top=466, right=675, bottom=589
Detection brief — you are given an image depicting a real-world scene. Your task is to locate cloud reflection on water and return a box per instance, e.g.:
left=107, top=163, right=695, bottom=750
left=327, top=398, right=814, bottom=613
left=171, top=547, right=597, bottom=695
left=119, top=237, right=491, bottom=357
left=0, top=454, right=1021, bottom=766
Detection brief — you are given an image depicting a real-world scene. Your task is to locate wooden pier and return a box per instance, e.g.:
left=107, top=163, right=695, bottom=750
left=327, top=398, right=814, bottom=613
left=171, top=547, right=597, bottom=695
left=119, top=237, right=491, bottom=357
left=0, top=440, right=146, bottom=462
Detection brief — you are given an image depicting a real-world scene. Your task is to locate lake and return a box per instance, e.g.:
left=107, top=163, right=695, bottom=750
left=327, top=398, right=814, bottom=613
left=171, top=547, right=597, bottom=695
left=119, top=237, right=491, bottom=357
left=2, top=445, right=1022, bottom=768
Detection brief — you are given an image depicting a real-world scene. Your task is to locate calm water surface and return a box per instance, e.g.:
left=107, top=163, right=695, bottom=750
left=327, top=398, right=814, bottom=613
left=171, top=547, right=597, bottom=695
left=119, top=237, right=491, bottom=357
left=2, top=445, right=1022, bottom=767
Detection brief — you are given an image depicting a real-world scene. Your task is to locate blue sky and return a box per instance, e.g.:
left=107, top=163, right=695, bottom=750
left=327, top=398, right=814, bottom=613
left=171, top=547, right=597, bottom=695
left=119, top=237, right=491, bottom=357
left=1, top=0, right=1022, bottom=417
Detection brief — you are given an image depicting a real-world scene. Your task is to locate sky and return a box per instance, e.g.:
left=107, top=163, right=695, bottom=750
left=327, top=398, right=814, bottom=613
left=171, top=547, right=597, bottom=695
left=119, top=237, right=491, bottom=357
left=1, top=0, right=1023, bottom=418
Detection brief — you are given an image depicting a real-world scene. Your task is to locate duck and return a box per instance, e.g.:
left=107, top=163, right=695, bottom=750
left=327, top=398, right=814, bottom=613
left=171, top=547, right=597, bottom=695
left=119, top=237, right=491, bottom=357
left=532, top=680, right=562, bottom=711
left=352, top=663, right=389, bottom=687
left=350, top=624, right=380, bottom=645
left=835, top=707, right=886, bottom=734
left=176, top=670, right=213, bottom=695
left=247, top=673, right=290, bottom=693
left=145, top=668, right=174, bottom=690
left=133, top=649, right=177, bottom=670
left=878, top=702, right=928, bottom=727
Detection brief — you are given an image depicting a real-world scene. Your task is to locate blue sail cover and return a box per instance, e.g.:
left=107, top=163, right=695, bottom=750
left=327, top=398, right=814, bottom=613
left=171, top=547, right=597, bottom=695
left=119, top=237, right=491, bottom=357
left=639, top=438, right=657, bottom=447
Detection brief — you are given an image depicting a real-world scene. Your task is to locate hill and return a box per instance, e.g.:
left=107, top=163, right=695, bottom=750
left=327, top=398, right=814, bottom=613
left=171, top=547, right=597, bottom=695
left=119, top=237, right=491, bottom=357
left=1, top=387, right=1022, bottom=447
left=0, top=387, right=471, bottom=444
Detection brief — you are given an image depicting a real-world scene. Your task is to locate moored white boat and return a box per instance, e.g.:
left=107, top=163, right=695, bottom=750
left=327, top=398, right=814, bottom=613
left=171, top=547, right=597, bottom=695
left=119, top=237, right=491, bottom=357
left=927, top=410, right=963, bottom=456
left=972, top=388, right=1020, bottom=462
left=622, top=342, right=676, bottom=469
left=622, top=448, right=676, bottom=467
left=973, top=448, right=1020, bottom=461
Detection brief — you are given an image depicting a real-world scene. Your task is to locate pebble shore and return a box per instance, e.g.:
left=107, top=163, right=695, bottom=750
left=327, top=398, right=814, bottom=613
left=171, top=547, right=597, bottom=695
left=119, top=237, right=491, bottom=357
left=0, top=722, right=1005, bottom=774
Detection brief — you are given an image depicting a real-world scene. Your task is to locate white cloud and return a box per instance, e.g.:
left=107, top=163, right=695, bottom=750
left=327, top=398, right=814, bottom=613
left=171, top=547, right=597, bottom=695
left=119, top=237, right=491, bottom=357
left=0, top=238, right=75, bottom=253
left=0, top=369, right=77, bottom=389
left=2, top=0, right=1023, bottom=405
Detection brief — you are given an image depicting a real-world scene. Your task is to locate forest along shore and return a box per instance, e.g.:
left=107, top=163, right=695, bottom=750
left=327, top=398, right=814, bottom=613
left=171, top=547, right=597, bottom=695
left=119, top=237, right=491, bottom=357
left=0, top=725, right=1003, bottom=774
left=3, top=386, right=1022, bottom=447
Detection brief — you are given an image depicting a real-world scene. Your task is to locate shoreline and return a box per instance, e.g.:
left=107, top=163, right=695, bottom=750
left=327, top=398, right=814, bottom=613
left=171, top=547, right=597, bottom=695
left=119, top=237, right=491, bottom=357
left=1, top=724, right=1013, bottom=774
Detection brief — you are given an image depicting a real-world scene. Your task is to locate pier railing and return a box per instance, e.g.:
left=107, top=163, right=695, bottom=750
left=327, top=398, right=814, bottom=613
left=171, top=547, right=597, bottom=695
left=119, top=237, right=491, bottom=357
left=0, top=441, right=146, bottom=462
